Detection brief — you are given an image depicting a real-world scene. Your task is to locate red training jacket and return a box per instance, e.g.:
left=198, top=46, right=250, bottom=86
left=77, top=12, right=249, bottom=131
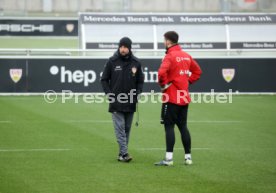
left=158, top=44, right=202, bottom=105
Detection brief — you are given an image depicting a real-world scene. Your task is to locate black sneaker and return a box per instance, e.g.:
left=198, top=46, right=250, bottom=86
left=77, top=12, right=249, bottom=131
left=118, top=153, right=132, bottom=163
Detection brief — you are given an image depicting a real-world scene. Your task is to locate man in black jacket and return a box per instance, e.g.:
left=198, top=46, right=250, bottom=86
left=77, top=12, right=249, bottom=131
left=101, top=37, right=144, bottom=162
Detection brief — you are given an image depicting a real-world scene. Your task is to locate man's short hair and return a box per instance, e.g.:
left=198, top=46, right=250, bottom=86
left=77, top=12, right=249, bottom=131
left=164, top=31, right=179, bottom=44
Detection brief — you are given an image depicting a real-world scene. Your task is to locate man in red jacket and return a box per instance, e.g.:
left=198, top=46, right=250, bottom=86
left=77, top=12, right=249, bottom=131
left=155, top=31, right=202, bottom=166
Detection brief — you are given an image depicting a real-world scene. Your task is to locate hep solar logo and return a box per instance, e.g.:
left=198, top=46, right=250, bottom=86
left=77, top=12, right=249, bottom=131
left=49, top=66, right=96, bottom=87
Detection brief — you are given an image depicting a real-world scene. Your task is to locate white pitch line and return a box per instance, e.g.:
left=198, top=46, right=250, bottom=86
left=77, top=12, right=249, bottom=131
left=137, top=147, right=210, bottom=151
left=63, top=120, right=241, bottom=123
left=64, top=120, right=112, bottom=123
left=188, top=120, right=242, bottom=123
left=0, top=148, right=71, bottom=152
left=138, top=120, right=242, bottom=123
left=0, top=120, right=242, bottom=124
left=0, top=121, right=11, bottom=123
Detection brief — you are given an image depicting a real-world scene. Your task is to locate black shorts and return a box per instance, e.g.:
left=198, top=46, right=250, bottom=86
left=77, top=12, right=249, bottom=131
left=161, top=103, right=189, bottom=125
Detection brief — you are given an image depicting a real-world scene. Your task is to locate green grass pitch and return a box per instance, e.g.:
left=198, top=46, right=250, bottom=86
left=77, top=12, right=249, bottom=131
left=0, top=95, right=276, bottom=193
left=0, top=37, right=78, bottom=49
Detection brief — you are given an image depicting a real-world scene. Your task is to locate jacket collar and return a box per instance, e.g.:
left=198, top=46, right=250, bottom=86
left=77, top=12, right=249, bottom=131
left=166, top=44, right=181, bottom=54
left=114, top=49, right=132, bottom=61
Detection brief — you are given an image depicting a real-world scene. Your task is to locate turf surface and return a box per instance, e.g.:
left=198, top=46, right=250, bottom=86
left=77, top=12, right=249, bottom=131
left=0, top=37, right=78, bottom=49
left=0, top=95, right=276, bottom=193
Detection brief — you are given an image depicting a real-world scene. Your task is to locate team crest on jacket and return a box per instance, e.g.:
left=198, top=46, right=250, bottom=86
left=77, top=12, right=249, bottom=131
left=222, top=68, right=235, bottom=83
left=131, top=67, right=137, bottom=76
left=10, top=69, right=22, bottom=83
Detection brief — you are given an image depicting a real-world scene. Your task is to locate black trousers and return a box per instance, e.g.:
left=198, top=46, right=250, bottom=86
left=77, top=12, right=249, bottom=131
left=161, top=103, right=191, bottom=154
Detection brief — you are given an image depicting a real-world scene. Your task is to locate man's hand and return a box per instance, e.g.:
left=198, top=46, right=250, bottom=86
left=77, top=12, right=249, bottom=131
left=160, top=82, right=172, bottom=91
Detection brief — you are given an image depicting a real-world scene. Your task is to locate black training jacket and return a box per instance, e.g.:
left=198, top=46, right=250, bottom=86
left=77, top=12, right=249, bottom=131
left=101, top=51, right=144, bottom=113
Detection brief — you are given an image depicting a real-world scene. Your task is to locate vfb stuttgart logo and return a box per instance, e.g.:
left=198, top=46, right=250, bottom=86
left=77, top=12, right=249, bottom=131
left=9, top=69, right=22, bottom=83
left=222, top=68, right=235, bottom=83
left=66, top=24, right=75, bottom=33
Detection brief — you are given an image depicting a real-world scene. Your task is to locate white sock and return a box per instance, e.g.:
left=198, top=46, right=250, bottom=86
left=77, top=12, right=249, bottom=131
left=185, top=154, right=191, bottom=160
left=165, top=152, right=173, bottom=160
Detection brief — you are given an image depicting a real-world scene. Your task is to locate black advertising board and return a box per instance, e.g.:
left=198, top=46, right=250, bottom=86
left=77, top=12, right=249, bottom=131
left=0, top=19, right=78, bottom=36
left=0, top=57, right=276, bottom=93
left=158, top=43, right=227, bottom=50
left=231, top=42, right=276, bottom=49
left=86, top=43, right=154, bottom=49
left=0, top=59, right=27, bottom=92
